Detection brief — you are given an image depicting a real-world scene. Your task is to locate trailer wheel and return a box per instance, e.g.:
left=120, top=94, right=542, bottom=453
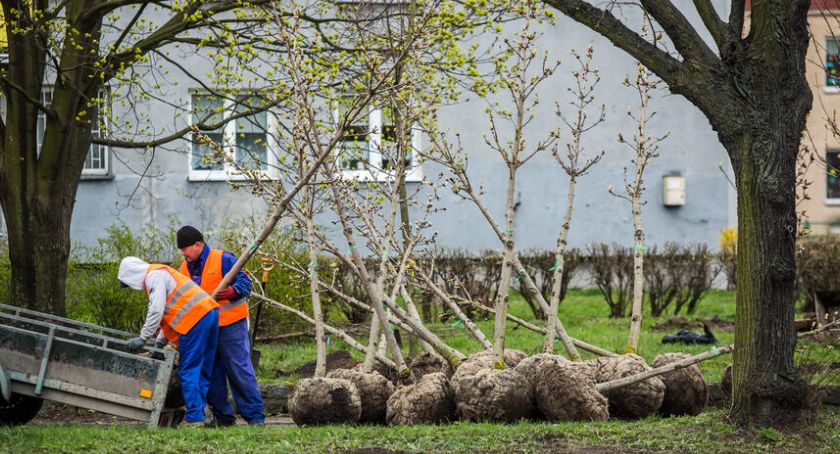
left=0, top=393, right=43, bottom=426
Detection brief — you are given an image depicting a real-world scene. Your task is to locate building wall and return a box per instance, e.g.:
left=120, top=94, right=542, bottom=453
left=799, top=10, right=840, bottom=234
left=4, top=1, right=737, bottom=254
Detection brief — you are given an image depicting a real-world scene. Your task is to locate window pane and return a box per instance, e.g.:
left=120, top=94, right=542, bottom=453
left=36, top=91, right=53, bottom=155
left=828, top=150, right=840, bottom=199
left=828, top=38, right=840, bottom=86
left=84, top=93, right=108, bottom=172
left=338, top=97, right=369, bottom=170
left=191, top=94, right=224, bottom=171
left=378, top=106, right=412, bottom=171
left=234, top=96, right=268, bottom=170
left=192, top=133, right=225, bottom=170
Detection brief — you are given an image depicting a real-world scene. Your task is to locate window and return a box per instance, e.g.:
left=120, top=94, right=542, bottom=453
left=37, top=89, right=109, bottom=176
left=827, top=150, right=840, bottom=200
left=189, top=92, right=274, bottom=180
left=335, top=99, right=421, bottom=181
left=828, top=38, right=840, bottom=87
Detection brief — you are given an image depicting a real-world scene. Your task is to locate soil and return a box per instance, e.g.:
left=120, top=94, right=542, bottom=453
left=276, top=350, right=360, bottom=378
left=651, top=315, right=735, bottom=333
left=31, top=401, right=138, bottom=426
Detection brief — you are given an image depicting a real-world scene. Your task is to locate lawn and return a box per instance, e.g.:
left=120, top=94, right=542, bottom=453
left=2, top=289, right=839, bottom=453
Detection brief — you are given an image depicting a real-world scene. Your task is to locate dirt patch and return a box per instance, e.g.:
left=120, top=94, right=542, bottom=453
left=652, top=315, right=735, bottom=333
left=276, top=350, right=360, bottom=378
left=797, top=362, right=840, bottom=376
left=31, top=401, right=138, bottom=426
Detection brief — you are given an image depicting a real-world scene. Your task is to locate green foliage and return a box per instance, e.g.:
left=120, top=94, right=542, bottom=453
left=214, top=219, right=314, bottom=336
left=64, top=220, right=182, bottom=333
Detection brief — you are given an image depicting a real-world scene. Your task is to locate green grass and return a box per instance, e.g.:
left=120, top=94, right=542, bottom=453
left=3, top=408, right=839, bottom=453
left=4, top=289, right=839, bottom=453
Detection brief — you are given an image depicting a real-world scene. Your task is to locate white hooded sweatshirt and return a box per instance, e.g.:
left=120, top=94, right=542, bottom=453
left=118, top=256, right=177, bottom=341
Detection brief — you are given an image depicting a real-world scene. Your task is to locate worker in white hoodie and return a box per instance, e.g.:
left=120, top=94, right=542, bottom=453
left=118, top=256, right=220, bottom=427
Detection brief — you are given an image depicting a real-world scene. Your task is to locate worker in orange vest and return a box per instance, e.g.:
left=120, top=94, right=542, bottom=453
left=118, top=256, right=220, bottom=428
left=176, top=226, right=264, bottom=427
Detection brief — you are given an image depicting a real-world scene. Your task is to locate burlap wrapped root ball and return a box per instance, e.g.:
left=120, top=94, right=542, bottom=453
left=327, top=368, right=394, bottom=423
left=465, top=349, right=527, bottom=368
left=581, top=354, right=665, bottom=419
left=651, top=353, right=709, bottom=416
left=720, top=363, right=733, bottom=397
left=386, top=372, right=455, bottom=425
left=409, top=353, right=453, bottom=380
left=288, top=377, right=362, bottom=426
left=515, top=354, right=608, bottom=422
left=451, top=360, right=534, bottom=422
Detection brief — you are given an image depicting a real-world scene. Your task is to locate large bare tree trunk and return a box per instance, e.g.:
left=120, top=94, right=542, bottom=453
left=728, top=126, right=808, bottom=422
left=543, top=0, right=812, bottom=424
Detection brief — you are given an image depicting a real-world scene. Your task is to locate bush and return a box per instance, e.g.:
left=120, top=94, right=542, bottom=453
left=796, top=235, right=840, bottom=293
left=645, top=242, right=717, bottom=316
left=588, top=243, right=634, bottom=318
left=216, top=219, right=315, bottom=337
left=66, top=220, right=182, bottom=332
left=517, top=248, right=581, bottom=319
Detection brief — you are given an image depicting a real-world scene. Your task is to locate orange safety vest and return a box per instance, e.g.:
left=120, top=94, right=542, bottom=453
left=179, top=249, right=249, bottom=327
left=146, top=264, right=219, bottom=344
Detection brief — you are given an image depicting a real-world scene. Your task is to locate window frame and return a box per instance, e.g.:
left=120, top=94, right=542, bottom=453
left=37, top=87, right=111, bottom=178
left=187, top=90, right=279, bottom=182
left=334, top=102, right=423, bottom=183
left=826, top=149, right=840, bottom=205
left=825, top=37, right=840, bottom=93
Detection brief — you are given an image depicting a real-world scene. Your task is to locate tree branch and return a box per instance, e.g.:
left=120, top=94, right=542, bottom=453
left=691, top=0, right=725, bottom=50
left=638, top=0, right=718, bottom=64
left=542, top=0, right=687, bottom=87
left=729, top=0, right=746, bottom=37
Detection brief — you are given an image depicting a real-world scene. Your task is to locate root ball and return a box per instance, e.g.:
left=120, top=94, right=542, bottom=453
left=386, top=372, right=455, bottom=425
left=409, top=353, right=453, bottom=380
left=515, top=355, right=608, bottom=422
left=288, top=377, right=361, bottom=426
left=464, top=349, right=527, bottom=368
left=652, top=353, right=709, bottom=416
left=580, top=354, right=665, bottom=419
left=451, top=361, right=533, bottom=422
left=327, top=369, right=394, bottom=423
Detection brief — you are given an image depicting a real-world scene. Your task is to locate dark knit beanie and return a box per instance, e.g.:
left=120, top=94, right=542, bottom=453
left=177, top=225, right=204, bottom=248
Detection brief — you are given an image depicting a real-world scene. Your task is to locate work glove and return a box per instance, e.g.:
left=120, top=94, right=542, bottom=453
left=154, top=339, right=169, bottom=349
left=126, top=336, right=146, bottom=352
left=217, top=287, right=237, bottom=301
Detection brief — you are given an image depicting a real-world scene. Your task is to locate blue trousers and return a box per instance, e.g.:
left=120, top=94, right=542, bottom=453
left=178, top=308, right=219, bottom=423
left=207, top=318, right=264, bottom=424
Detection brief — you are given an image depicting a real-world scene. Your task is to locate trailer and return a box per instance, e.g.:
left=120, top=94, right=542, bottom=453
left=0, top=303, right=179, bottom=428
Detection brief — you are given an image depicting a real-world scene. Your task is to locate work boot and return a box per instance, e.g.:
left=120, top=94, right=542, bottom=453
left=179, top=421, right=205, bottom=429
left=205, top=416, right=236, bottom=428
left=248, top=420, right=265, bottom=427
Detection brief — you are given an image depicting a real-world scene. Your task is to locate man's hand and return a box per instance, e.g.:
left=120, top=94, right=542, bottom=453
left=154, top=339, right=169, bottom=349
left=217, top=287, right=237, bottom=301
left=126, top=336, right=146, bottom=352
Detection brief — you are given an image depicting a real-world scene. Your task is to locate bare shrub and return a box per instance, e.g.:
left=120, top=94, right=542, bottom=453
left=588, top=243, right=634, bottom=317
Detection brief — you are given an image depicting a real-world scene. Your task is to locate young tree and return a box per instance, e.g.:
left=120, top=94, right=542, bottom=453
left=543, top=46, right=604, bottom=353
left=609, top=57, right=668, bottom=354
left=543, top=1, right=811, bottom=423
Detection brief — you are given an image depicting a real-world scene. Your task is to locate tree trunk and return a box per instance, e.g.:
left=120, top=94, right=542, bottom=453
left=728, top=128, right=808, bottom=423
left=1, top=193, right=74, bottom=316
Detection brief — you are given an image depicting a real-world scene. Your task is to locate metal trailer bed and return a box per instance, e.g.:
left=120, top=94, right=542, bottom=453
left=0, top=303, right=176, bottom=428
